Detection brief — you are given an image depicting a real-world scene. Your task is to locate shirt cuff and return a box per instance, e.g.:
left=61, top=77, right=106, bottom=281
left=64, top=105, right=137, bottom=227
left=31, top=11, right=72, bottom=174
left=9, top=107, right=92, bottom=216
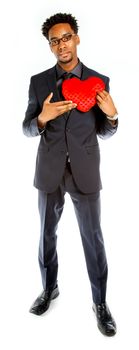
left=38, top=126, right=46, bottom=135
left=106, top=112, right=118, bottom=121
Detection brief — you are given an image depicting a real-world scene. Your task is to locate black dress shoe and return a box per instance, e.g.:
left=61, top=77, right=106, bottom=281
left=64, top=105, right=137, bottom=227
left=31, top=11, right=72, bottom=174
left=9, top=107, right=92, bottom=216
left=93, top=303, right=117, bottom=336
left=29, top=285, right=59, bottom=315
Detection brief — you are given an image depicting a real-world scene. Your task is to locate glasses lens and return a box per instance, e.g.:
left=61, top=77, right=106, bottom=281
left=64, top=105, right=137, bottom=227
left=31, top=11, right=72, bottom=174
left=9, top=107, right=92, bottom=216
left=62, top=34, right=72, bottom=42
left=50, top=39, right=58, bottom=46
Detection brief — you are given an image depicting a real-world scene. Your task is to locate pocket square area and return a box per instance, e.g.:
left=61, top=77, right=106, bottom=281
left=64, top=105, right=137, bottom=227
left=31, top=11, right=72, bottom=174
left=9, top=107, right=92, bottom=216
left=62, top=76, right=105, bottom=112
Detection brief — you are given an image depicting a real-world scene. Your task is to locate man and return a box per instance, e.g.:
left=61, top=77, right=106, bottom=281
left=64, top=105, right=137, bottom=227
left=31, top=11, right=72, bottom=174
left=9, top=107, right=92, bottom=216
left=23, top=13, right=118, bottom=336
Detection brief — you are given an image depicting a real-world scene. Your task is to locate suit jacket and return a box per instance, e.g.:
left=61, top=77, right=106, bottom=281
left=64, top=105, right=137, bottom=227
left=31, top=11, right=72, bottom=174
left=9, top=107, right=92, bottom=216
left=23, top=63, right=118, bottom=193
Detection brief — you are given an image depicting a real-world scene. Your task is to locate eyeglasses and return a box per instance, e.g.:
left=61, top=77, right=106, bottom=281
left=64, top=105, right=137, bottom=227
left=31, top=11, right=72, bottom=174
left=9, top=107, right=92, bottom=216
left=49, top=33, right=77, bottom=47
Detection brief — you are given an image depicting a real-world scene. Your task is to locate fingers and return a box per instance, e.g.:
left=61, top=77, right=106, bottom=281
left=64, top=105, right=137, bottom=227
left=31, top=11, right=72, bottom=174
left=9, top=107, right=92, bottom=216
left=96, top=101, right=101, bottom=108
left=57, top=103, right=77, bottom=113
left=55, top=100, right=73, bottom=106
left=96, top=94, right=102, bottom=103
left=44, top=96, right=75, bottom=106
left=45, top=92, right=53, bottom=103
left=102, top=90, right=108, bottom=96
left=96, top=90, right=109, bottom=103
left=96, top=90, right=108, bottom=99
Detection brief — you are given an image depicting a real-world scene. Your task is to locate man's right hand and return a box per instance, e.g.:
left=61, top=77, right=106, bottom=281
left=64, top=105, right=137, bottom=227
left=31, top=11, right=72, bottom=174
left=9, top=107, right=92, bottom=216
left=37, top=92, right=77, bottom=128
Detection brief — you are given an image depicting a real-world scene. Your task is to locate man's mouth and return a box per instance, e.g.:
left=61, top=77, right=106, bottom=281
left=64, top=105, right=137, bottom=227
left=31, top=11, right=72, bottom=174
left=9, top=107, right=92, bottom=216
left=59, top=52, right=70, bottom=57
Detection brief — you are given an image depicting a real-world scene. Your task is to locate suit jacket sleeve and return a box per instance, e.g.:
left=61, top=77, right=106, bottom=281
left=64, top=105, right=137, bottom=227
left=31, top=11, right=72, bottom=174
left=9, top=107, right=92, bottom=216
left=22, top=77, right=43, bottom=137
left=94, top=77, right=118, bottom=139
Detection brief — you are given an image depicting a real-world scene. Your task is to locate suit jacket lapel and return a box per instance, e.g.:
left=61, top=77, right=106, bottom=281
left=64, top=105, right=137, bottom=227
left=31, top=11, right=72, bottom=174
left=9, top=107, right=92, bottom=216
left=81, top=64, right=93, bottom=80
left=46, top=66, right=60, bottom=102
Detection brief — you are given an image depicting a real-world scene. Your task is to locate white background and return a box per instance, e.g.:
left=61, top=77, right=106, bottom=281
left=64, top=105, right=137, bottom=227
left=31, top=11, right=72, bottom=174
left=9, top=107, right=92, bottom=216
left=0, top=0, right=139, bottom=349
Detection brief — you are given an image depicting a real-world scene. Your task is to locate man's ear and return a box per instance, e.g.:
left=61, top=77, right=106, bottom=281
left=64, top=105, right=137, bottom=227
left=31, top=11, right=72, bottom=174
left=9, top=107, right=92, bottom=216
left=76, top=35, right=80, bottom=45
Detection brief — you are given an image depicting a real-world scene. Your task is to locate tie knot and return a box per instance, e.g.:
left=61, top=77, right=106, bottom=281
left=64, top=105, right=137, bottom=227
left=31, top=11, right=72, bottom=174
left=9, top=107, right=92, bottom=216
left=62, top=72, right=74, bottom=80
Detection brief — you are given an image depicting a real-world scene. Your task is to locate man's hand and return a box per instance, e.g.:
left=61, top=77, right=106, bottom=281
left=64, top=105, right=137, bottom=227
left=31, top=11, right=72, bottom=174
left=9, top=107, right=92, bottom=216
left=96, top=90, right=117, bottom=117
left=37, top=92, right=77, bottom=128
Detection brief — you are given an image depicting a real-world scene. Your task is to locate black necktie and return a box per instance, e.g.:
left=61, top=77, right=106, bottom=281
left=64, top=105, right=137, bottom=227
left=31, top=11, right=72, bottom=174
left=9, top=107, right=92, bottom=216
left=59, top=73, right=74, bottom=99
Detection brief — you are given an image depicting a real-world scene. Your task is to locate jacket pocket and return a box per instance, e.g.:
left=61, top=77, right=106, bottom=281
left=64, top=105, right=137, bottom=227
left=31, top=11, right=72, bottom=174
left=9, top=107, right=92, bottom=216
left=85, top=144, right=99, bottom=154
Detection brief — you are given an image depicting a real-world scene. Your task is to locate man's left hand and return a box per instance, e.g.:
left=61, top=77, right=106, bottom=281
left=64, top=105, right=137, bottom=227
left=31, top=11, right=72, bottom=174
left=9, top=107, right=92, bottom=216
left=96, top=90, right=117, bottom=117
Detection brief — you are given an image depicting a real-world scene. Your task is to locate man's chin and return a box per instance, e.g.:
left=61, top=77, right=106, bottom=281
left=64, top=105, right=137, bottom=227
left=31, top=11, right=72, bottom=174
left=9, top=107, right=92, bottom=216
left=58, top=57, right=73, bottom=65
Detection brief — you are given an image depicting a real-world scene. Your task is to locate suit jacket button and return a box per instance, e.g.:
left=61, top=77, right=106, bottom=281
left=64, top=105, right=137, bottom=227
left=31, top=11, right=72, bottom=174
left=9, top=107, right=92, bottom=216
left=66, top=128, right=70, bottom=132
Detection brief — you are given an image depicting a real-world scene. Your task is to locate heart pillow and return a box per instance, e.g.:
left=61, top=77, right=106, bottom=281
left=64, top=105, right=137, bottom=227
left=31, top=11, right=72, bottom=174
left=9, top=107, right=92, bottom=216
left=62, top=76, right=105, bottom=112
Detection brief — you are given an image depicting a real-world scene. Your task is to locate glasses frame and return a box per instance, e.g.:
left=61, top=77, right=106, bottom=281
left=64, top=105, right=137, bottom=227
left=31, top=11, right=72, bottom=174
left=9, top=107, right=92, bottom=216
left=49, top=33, right=77, bottom=47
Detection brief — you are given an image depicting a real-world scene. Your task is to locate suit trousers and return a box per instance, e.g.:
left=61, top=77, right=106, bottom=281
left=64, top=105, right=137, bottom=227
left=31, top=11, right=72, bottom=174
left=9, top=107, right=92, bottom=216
left=38, top=159, right=108, bottom=304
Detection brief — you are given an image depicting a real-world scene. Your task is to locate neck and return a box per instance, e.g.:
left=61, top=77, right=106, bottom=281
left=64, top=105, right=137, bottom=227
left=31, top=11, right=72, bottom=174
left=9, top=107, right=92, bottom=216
left=57, top=57, right=79, bottom=72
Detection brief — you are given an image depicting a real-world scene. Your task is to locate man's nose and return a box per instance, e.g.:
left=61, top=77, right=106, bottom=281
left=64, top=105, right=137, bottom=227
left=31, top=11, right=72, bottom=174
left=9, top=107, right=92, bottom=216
left=58, top=39, right=66, bottom=50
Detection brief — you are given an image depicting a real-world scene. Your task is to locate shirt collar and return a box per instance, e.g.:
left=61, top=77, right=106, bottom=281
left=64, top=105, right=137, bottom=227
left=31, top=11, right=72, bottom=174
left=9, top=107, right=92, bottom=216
left=56, top=59, right=82, bottom=80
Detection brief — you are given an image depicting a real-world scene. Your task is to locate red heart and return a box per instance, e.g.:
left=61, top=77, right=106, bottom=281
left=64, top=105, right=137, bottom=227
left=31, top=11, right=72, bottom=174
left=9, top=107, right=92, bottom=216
left=62, top=76, right=105, bottom=112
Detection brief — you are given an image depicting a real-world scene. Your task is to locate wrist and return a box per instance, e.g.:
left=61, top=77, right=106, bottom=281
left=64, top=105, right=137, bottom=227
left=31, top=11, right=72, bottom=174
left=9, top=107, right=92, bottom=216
left=37, top=113, right=47, bottom=128
left=106, top=110, right=118, bottom=121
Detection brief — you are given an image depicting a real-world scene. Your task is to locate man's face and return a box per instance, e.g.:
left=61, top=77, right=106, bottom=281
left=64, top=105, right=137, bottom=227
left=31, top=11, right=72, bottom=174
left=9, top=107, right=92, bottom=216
left=48, top=23, right=80, bottom=65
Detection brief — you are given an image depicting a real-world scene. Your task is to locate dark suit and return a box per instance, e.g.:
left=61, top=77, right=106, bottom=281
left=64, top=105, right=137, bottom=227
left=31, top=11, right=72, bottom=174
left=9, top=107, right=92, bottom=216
left=23, top=62, right=118, bottom=303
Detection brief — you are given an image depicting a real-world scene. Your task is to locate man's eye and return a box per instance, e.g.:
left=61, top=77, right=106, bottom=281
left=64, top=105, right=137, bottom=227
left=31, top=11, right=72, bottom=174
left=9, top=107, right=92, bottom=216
left=62, top=37, right=68, bottom=42
left=63, top=34, right=71, bottom=41
left=52, top=40, right=58, bottom=45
